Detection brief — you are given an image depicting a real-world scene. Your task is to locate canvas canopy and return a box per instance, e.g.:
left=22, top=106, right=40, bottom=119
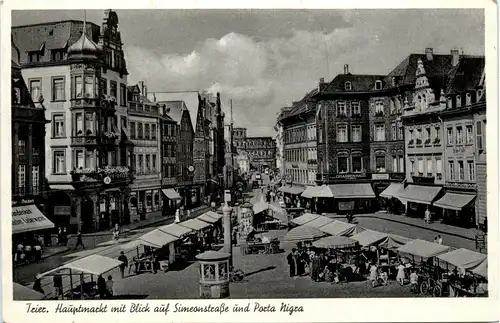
left=350, top=230, right=388, bottom=247
left=436, top=248, right=487, bottom=270
left=197, top=211, right=221, bottom=224
left=319, top=220, right=365, bottom=237
left=138, top=229, right=178, bottom=248
left=302, top=215, right=334, bottom=229
left=313, top=236, right=358, bottom=249
left=301, top=186, right=320, bottom=198
left=397, top=239, right=451, bottom=259
left=378, top=234, right=414, bottom=250
left=12, top=204, right=55, bottom=234
left=40, top=254, right=123, bottom=277
left=13, top=282, right=45, bottom=300
left=471, top=259, right=487, bottom=278
left=179, top=218, right=212, bottom=231
left=398, top=185, right=442, bottom=205
left=434, top=193, right=476, bottom=211
left=379, top=183, right=404, bottom=199
left=284, top=225, right=327, bottom=242
left=158, top=223, right=193, bottom=237
left=328, top=183, right=375, bottom=199
left=162, top=188, right=182, bottom=200
left=290, top=213, right=320, bottom=226
left=253, top=201, right=269, bottom=214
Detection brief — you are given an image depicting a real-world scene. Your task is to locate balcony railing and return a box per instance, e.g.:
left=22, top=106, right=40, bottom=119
left=71, top=166, right=132, bottom=183
left=71, top=136, right=99, bottom=145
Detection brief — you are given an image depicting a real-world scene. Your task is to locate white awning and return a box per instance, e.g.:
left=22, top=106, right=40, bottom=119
left=138, top=229, right=178, bottom=248
left=39, top=254, right=123, bottom=277
left=49, top=184, right=75, bottom=191
left=12, top=204, right=54, bottom=234
left=13, top=283, right=45, bottom=300
left=379, top=183, right=404, bottom=199
left=162, top=188, right=182, bottom=200
left=158, top=223, right=193, bottom=237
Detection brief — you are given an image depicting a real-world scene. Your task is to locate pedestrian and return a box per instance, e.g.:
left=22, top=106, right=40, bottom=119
left=24, top=243, right=32, bottom=263
left=175, top=209, right=180, bottom=223
left=187, top=209, right=191, bottom=220
left=152, top=255, right=160, bottom=274
left=33, top=243, right=42, bottom=263
left=57, top=227, right=62, bottom=246
left=74, top=231, right=85, bottom=250
left=396, top=262, right=406, bottom=286
left=53, top=273, right=63, bottom=299
left=410, top=269, right=419, bottom=293
left=437, top=235, right=443, bottom=245
left=113, top=224, right=120, bottom=240
left=211, top=201, right=216, bottom=211
left=424, top=207, right=431, bottom=224
left=106, top=275, right=114, bottom=298
left=369, top=262, right=378, bottom=283
left=62, top=227, right=68, bottom=245
left=33, top=275, right=44, bottom=295
left=118, top=251, right=128, bottom=279
left=97, top=274, right=107, bottom=299
left=286, top=248, right=297, bottom=277
left=433, top=236, right=438, bottom=243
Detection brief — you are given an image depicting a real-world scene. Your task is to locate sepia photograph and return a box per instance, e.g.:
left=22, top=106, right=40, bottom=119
left=4, top=2, right=496, bottom=315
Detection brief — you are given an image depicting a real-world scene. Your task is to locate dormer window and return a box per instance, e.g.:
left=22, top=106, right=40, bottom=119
left=477, top=89, right=484, bottom=101
left=456, top=95, right=462, bottom=108
left=345, top=81, right=352, bottom=91
left=391, top=77, right=396, bottom=87
left=28, top=51, right=42, bottom=63
left=447, top=96, right=452, bottom=108
left=51, top=49, right=65, bottom=62
left=375, top=80, right=382, bottom=90
left=466, top=93, right=472, bottom=105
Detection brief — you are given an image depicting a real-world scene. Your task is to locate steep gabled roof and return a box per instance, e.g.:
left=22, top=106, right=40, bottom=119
left=152, top=92, right=199, bottom=130
left=445, top=56, right=485, bottom=94
left=323, top=74, right=385, bottom=93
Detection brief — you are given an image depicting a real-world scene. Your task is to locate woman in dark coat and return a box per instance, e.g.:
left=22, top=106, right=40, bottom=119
left=97, top=275, right=107, bottom=299
left=286, top=248, right=298, bottom=277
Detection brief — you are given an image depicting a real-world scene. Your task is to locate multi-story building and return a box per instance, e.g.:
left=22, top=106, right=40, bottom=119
left=473, top=94, right=487, bottom=231
left=236, top=150, right=250, bottom=174
left=158, top=109, right=179, bottom=216
left=315, top=66, right=384, bottom=212
left=400, top=49, right=485, bottom=229
left=11, top=44, right=52, bottom=240
left=280, top=85, right=320, bottom=187
left=245, top=137, right=276, bottom=172
left=158, top=100, right=196, bottom=208
left=126, top=82, right=162, bottom=221
left=12, top=10, right=134, bottom=232
left=436, top=56, right=485, bottom=229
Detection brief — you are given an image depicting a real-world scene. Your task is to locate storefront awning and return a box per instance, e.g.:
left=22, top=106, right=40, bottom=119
left=49, top=184, right=75, bottom=191
left=303, top=215, right=334, bottom=229
left=397, top=239, right=451, bottom=259
left=301, top=186, right=320, bottom=198
left=290, top=213, right=320, bottom=226
left=379, top=183, right=404, bottom=199
left=472, top=259, right=487, bottom=278
left=12, top=204, right=54, bottom=234
left=279, top=185, right=304, bottom=195
left=138, top=229, right=178, bottom=248
left=436, top=248, right=487, bottom=270
left=378, top=234, right=414, bottom=250
left=162, top=188, right=182, bottom=200
left=434, top=193, right=476, bottom=211
left=328, top=183, right=375, bottom=199
left=179, top=218, right=212, bottom=231
left=158, top=223, right=193, bottom=237
left=398, top=184, right=442, bottom=205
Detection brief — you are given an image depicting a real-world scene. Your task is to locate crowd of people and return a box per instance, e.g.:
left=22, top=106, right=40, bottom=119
left=13, top=234, right=44, bottom=265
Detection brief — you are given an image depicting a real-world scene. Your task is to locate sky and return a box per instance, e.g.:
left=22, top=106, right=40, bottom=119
left=12, top=9, right=484, bottom=137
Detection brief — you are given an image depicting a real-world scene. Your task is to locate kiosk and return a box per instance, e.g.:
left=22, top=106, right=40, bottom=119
left=196, top=251, right=231, bottom=299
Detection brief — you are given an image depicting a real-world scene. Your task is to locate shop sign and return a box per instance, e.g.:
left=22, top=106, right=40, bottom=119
left=334, top=173, right=365, bottom=179
left=54, top=206, right=71, bottom=216
left=475, top=233, right=486, bottom=251
left=372, top=173, right=389, bottom=180
left=291, top=164, right=299, bottom=168
left=12, top=198, right=35, bottom=206
left=453, top=146, right=466, bottom=154
left=338, top=201, right=354, bottom=211
left=390, top=173, right=405, bottom=180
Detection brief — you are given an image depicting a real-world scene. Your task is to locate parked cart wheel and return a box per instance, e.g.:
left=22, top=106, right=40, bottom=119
left=432, top=285, right=443, bottom=297
left=419, top=281, right=430, bottom=295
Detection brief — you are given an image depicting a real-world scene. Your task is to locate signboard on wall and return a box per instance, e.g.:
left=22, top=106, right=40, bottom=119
left=372, top=173, right=389, bottom=180
left=54, top=206, right=71, bottom=216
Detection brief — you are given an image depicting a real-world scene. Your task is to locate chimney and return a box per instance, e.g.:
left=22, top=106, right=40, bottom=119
left=344, top=64, right=349, bottom=75
left=143, top=85, right=147, bottom=97
left=451, top=49, right=460, bottom=67
left=425, top=48, right=433, bottom=60
left=318, top=77, right=325, bottom=92
left=138, top=81, right=144, bottom=95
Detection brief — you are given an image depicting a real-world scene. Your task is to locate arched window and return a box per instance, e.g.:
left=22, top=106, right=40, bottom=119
left=466, top=93, right=472, bottom=105
left=456, top=95, right=462, bottom=107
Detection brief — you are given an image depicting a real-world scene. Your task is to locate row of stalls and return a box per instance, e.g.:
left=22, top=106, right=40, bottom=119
left=20, top=211, right=225, bottom=300
left=279, top=184, right=377, bottom=214
left=283, top=213, right=488, bottom=297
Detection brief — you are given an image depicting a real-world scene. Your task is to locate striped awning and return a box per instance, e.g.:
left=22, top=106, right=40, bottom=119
left=434, top=193, right=476, bottom=211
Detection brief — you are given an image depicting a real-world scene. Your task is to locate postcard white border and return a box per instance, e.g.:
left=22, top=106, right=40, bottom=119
left=1, top=0, right=498, bottom=322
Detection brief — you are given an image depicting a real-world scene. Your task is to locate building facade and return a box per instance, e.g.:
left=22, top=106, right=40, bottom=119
left=11, top=44, right=51, bottom=238
left=245, top=136, right=276, bottom=172
left=13, top=10, right=134, bottom=232
left=126, top=83, right=162, bottom=221
left=159, top=107, right=179, bottom=215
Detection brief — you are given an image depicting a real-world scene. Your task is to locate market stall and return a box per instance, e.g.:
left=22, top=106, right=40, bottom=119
left=13, top=282, right=45, bottom=300
left=38, top=254, right=123, bottom=299
left=252, top=201, right=269, bottom=215
left=350, top=230, right=388, bottom=247
left=284, top=225, right=327, bottom=243
left=240, top=230, right=280, bottom=255
left=290, top=213, right=320, bottom=226
left=302, top=215, right=334, bottom=229
left=318, top=220, right=365, bottom=237
left=179, top=218, right=212, bottom=231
